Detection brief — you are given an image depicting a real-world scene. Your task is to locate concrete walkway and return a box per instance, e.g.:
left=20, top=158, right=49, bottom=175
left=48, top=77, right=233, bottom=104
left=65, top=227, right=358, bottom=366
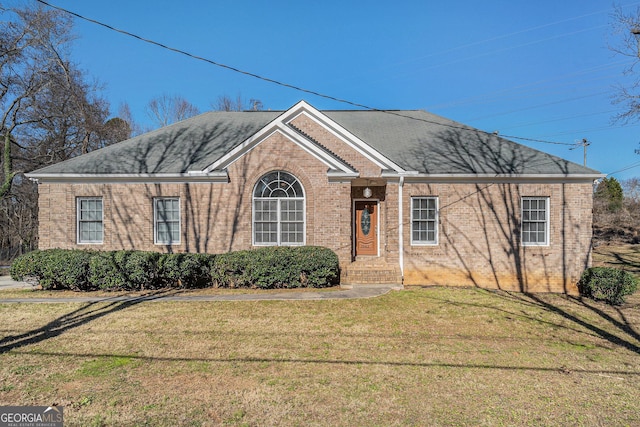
left=0, top=275, right=401, bottom=303
left=0, top=275, right=32, bottom=290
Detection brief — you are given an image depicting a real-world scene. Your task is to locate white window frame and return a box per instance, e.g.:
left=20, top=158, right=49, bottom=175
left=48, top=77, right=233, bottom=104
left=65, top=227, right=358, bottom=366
left=521, top=196, right=550, bottom=246
left=411, top=196, right=439, bottom=245
left=77, top=197, right=104, bottom=244
left=154, top=197, right=181, bottom=245
left=252, top=171, right=306, bottom=246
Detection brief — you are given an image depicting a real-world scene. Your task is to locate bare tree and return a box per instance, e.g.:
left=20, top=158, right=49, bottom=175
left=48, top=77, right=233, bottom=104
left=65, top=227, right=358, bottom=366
left=214, top=94, right=263, bottom=112
left=1, top=4, right=116, bottom=194
left=622, top=176, right=640, bottom=201
left=610, top=5, right=640, bottom=123
left=0, top=3, right=117, bottom=260
left=145, top=94, right=200, bottom=128
left=115, top=102, right=140, bottom=137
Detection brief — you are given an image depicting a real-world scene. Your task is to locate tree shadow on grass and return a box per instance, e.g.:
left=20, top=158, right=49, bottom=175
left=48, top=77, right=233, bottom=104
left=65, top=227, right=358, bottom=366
left=507, top=292, right=640, bottom=354
left=0, top=290, right=176, bottom=354
left=454, top=289, right=640, bottom=355
left=612, top=252, right=640, bottom=274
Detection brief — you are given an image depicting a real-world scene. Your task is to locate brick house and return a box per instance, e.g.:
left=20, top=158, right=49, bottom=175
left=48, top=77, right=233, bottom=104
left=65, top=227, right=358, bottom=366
left=26, top=100, right=602, bottom=294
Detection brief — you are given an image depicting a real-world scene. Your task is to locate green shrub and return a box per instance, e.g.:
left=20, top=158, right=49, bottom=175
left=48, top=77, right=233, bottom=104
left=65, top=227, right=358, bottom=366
left=211, top=246, right=339, bottom=289
left=211, top=250, right=253, bottom=288
left=39, top=249, right=94, bottom=291
left=10, top=249, right=95, bottom=290
left=119, top=250, right=161, bottom=290
left=158, top=253, right=213, bottom=288
left=10, top=250, right=43, bottom=281
left=88, top=251, right=124, bottom=290
left=10, top=246, right=339, bottom=292
left=578, top=267, right=638, bottom=305
left=294, top=246, right=340, bottom=288
left=89, top=250, right=161, bottom=291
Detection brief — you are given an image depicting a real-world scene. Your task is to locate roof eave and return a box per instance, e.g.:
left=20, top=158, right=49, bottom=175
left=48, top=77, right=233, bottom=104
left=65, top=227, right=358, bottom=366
left=383, top=171, right=604, bottom=183
left=25, top=172, right=230, bottom=184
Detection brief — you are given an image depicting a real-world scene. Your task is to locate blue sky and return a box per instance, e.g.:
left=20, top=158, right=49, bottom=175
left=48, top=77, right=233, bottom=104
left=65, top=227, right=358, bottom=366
left=13, top=0, right=640, bottom=180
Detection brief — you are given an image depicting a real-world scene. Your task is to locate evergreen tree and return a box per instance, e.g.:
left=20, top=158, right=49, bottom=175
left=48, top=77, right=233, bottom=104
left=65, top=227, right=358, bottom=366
left=595, top=177, right=624, bottom=212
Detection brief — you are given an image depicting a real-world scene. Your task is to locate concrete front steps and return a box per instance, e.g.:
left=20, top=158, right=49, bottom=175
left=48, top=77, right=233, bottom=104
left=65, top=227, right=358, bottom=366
left=340, top=258, right=403, bottom=288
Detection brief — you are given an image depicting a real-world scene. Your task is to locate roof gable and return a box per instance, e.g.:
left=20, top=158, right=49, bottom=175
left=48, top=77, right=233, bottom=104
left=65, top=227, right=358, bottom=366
left=203, top=101, right=363, bottom=179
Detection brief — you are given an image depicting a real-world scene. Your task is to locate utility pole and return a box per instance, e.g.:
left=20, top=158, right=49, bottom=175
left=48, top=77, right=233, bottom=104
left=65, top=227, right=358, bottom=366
left=570, top=138, right=590, bottom=167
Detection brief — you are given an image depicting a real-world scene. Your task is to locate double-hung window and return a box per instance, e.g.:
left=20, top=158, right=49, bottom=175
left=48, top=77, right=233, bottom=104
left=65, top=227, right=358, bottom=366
left=77, top=197, right=103, bottom=244
left=253, top=171, right=305, bottom=246
left=411, top=197, right=438, bottom=245
left=154, top=197, right=180, bottom=245
left=521, top=197, right=549, bottom=246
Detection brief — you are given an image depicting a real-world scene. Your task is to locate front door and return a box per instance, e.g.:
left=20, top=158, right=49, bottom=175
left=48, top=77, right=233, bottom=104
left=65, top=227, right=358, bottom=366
left=355, top=200, right=378, bottom=256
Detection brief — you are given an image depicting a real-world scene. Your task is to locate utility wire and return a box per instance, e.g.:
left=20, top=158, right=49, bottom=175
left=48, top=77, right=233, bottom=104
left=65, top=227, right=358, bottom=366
left=428, top=61, right=630, bottom=111
left=35, top=0, right=578, bottom=147
left=499, top=135, right=574, bottom=146
left=606, top=160, right=640, bottom=176
left=404, top=3, right=640, bottom=65
left=34, top=0, right=372, bottom=110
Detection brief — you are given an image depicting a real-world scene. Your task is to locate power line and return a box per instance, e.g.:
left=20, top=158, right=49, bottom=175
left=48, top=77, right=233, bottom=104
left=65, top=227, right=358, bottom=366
left=464, top=91, right=610, bottom=123
left=534, top=121, right=640, bottom=138
left=606, top=160, right=640, bottom=176
left=385, top=4, right=635, bottom=74
left=499, top=135, right=574, bottom=146
left=406, top=25, right=608, bottom=76
left=33, top=0, right=372, bottom=110
left=34, top=0, right=578, bottom=148
left=427, top=61, right=631, bottom=111
left=497, top=109, right=621, bottom=132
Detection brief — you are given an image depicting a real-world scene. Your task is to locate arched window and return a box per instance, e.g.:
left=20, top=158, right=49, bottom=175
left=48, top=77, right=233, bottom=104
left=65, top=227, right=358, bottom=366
left=253, top=171, right=305, bottom=245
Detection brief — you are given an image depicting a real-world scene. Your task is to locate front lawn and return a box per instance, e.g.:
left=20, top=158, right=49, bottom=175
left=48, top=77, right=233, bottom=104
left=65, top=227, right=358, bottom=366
left=593, top=243, right=640, bottom=277
left=0, top=287, right=638, bottom=426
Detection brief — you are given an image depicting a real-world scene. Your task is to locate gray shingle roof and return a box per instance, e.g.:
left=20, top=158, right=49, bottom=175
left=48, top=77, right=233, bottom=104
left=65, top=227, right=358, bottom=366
left=325, top=110, right=599, bottom=175
left=29, top=104, right=600, bottom=177
left=31, top=111, right=281, bottom=175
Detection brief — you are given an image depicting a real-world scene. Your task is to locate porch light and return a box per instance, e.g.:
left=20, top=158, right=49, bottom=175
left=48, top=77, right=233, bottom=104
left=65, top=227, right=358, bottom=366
left=363, top=187, right=372, bottom=198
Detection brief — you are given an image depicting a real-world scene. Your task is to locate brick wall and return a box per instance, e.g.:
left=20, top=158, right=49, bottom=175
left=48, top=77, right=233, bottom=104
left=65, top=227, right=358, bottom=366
left=36, top=130, right=357, bottom=266
left=35, top=117, right=595, bottom=294
left=400, top=181, right=594, bottom=294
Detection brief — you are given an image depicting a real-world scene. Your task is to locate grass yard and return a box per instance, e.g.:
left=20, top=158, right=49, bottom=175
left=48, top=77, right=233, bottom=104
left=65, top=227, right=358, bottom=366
left=593, top=243, right=640, bottom=276
left=0, top=286, right=638, bottom=426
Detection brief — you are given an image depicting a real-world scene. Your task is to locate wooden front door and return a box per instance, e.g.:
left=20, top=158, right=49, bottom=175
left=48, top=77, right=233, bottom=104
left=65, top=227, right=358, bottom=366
left=355, top=200, right=378, bottom=256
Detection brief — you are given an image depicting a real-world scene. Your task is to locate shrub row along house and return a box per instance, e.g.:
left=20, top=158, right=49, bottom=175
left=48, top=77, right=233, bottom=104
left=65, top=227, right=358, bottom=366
left=26, top=101, right=602, bottom=294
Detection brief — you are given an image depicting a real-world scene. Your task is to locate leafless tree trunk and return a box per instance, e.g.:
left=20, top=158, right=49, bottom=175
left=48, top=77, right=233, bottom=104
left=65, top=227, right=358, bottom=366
left=0, top=4, right=122, bottom=261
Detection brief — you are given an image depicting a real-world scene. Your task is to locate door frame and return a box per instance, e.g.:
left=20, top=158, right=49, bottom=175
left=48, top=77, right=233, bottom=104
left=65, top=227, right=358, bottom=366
left=352, top=198, right=380, bottom=258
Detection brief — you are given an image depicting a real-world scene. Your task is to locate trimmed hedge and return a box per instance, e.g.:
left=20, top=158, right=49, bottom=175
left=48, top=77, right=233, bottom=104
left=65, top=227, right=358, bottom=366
left=10, top=249, right=94, bottom=290
left=10, top=246, right=339, bottom=291
left=211, top=246, right=339, bottom=289
left=158, top=252, right=212, bottom=288
left=88, top=251, right=162, bottom=291
left=578, top=267, right=638, bottom=306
